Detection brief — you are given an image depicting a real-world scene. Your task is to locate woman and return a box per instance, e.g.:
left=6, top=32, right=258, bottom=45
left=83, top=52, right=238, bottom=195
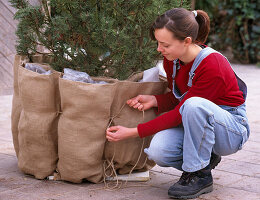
left=106, top=8, right=250, bottom=199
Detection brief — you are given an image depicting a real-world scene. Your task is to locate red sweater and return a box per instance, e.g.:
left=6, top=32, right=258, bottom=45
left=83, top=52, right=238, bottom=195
left=137, top=53, right=245, bottom=138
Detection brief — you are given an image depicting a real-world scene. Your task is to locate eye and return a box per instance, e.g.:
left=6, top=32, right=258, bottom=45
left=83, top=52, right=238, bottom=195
left=157, top=42, right=170, bottom=48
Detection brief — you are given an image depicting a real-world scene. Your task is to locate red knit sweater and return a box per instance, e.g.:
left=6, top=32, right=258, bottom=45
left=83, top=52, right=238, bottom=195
left=137, top=53, right=245, bottom=138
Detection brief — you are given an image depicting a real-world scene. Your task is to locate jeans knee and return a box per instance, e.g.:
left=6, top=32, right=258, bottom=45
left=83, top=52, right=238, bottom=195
left=180, top=97, right=214, bottom=124
left=180, top=97, right=203, bottom=115
left=144, top=141, right=182, bottom=167
left=144, top=146, right=167, bottom=167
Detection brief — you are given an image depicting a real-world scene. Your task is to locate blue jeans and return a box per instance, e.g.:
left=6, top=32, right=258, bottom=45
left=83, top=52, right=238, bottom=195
left=144, top=97, right=250, bottom=172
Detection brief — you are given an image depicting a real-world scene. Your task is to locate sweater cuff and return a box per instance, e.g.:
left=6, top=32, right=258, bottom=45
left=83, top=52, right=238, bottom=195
left=137, top=123, right=152, bottom=138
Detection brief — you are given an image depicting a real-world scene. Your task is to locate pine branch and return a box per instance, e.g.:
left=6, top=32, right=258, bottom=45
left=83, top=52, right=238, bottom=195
left=9, top=0, right=28, bottom=9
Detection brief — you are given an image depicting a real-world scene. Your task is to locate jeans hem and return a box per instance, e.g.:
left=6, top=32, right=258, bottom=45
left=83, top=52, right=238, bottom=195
left=182, top=161, right=210, bottom=172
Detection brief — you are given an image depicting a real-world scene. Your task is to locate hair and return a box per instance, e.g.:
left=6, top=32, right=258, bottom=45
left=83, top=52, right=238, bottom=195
left=150, top=8, right=210, bottom=44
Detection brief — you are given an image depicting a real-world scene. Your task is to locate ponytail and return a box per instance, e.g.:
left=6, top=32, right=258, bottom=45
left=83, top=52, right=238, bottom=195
left=195, top=10, right=210, bottom=44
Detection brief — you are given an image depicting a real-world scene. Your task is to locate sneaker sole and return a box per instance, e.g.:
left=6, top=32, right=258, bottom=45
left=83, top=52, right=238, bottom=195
left=168, top=184, right=213, bottom=199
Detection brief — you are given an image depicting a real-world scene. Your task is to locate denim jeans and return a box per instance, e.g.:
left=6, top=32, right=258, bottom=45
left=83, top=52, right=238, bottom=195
left=144, top=97, right=250, bottom=172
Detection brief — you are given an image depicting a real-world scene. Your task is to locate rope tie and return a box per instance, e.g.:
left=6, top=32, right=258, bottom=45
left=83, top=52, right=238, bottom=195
left=56, top=111, right=62, bottom=117
left=103, top=103, right=148, bottom=190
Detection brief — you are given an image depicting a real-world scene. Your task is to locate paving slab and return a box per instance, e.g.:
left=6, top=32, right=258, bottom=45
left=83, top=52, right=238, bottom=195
left=0, top=63, right=260, bottom=200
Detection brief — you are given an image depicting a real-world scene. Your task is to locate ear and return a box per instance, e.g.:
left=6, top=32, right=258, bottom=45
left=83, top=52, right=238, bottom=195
left=184, top=37, right=192, bottom=46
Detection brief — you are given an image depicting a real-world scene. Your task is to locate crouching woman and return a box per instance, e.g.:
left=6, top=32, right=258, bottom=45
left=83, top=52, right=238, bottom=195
left=106, top=8, right=250, bottom=199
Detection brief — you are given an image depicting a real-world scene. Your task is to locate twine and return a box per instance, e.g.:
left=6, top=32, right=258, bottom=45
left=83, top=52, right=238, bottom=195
left=103, top=103, right=148, bottom=190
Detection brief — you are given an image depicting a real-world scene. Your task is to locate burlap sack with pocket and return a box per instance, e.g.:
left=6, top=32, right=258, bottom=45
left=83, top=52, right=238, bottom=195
left=104, top=74, right=168, bottom=175
left=17, top=63, right=60, bottom=179
left=57, top=77, right=118, bottom=183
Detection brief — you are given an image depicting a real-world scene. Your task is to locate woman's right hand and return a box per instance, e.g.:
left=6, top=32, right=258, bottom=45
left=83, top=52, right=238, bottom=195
left=127, top=95, right=158, bottom=111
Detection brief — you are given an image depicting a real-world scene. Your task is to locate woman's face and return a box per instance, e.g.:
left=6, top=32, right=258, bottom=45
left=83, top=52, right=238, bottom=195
left=154, top=28, right=186, bottom=61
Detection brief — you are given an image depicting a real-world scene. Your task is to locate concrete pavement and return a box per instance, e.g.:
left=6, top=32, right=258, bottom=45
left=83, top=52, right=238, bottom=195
left=0, top=63, right=260, bottom=200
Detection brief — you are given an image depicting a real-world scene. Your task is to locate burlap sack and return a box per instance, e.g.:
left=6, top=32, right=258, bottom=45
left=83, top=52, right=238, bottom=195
left=104, top=78, right=168, bottom=175
left=17, top=64, right=60, bottom=179
left=11, top=54, right=52, bottom=157
left=57, top=77, right=118, bottom=183
left=11, top=55, right=29, bottom=157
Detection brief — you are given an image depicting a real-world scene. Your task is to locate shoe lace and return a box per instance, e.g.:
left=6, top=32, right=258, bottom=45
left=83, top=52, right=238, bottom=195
left=179, top=171, right=197, bottom=185
left=179, top=172, right=191, bottom=182
left=186, top=172, right=197, bottom=183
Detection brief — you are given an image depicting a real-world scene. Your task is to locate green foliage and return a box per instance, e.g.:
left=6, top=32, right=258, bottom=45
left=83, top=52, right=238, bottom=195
left=196, top=0, right=260, bottom=64
left=10, top=0, right=190, bottom=79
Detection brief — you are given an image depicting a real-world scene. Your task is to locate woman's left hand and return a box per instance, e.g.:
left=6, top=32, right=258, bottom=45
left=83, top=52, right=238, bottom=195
left=106, top=126, right=139, bottom=142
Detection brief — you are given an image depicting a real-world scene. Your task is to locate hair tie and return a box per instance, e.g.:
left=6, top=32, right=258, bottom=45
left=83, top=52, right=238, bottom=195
left=192, top=10, right=197, bottom=17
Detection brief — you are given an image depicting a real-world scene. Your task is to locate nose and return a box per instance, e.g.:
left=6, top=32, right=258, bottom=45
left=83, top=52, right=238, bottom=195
left=157, top=43, right=163, bottom=52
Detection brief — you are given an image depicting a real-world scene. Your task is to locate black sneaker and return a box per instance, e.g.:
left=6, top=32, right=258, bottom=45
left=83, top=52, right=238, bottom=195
left=168, top=167, right=213, bottom=199
left=210, top=152, right=221, bottom=170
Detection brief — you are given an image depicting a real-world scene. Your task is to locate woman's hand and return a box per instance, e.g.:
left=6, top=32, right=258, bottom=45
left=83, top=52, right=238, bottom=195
left=127, top=95, right=158, bottom=111
left=106, top=126, right=138, bottom=142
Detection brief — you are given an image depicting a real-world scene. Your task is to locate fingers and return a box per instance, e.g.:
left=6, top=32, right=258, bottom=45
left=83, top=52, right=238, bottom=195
left=127, top=95, right=141, bottom=107
left=127, top=95, right=145, bottom=110
left=129, top=101, right=144, bottom=111
left=127, top=99, right=139, bottom=107
left=106, top=130, right=116, bottom=141
left=133, top=102, right=141, bottom=109
left=107, top=126, right=120, bottom=132
left=106, top=134, right=118, bottom=142
left=137, top=104, right=144, bottom=111
left=131, top=102, right=144, bottom=111
left=106, top=126, right=120, bottom=142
